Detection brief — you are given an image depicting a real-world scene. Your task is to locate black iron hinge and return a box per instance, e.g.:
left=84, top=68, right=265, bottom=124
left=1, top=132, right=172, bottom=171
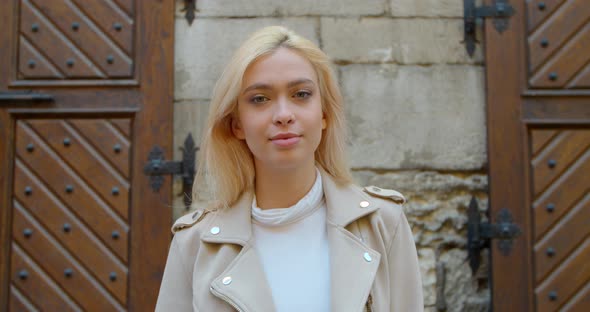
left=466, top=196, right=521, bottom=274
left=182, top=0, right=198, bottom=25
left=463, top=0, right=515, bottom=57
left=0, top=91, right=54, bottom=102
left=144, top=133, right=198, bottom=209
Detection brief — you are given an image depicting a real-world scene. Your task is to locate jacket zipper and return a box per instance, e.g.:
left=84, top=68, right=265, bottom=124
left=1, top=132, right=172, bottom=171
left=209, top=286, right=245, bottom=312
left=365, top=293, right=373, bottom=312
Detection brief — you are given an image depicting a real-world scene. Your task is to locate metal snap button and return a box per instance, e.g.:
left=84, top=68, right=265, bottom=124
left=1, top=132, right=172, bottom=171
left=360, top=201, right=370, bottom=208
left=222, top=276, right=232, bottom=285
left=210, top=226, right=220, bottom=235
left=363, top=252, right=372, bottom=262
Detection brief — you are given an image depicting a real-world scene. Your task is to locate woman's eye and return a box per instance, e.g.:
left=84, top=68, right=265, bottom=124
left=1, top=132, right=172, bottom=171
left=294, top=91, right=311, bottom=99
left=250, top=95, right=268, bottom=103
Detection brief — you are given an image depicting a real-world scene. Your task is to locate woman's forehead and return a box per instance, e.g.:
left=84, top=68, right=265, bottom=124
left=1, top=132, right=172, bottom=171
left=241, top=47, right=318, bottom=89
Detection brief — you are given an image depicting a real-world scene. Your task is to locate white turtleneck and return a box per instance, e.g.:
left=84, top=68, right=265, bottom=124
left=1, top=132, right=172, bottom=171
left=251, top=169, right=330, bottom=312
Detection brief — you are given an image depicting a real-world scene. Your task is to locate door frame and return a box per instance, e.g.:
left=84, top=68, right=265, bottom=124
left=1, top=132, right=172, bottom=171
left=0, top=1, right=175, bottom=310
left=484, top=0, right=590, bottom=310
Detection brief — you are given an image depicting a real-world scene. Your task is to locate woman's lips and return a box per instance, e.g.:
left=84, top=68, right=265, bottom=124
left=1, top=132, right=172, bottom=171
left=271, top=136, right=301, bottom=147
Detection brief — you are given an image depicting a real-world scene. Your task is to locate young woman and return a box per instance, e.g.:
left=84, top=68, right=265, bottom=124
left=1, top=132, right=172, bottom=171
left=156, top=26, right=423, bottom=312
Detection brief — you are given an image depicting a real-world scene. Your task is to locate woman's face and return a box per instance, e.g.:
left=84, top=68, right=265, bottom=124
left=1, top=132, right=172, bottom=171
left=232, top=47, right=326, bottom=172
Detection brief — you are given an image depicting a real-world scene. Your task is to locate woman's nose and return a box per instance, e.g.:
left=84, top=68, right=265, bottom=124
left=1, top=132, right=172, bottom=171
left=272, top=98, right=295, bottom=125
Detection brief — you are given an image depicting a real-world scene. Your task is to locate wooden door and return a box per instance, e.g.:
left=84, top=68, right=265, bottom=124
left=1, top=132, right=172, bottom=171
left=485, top=0, right=590, bottom=311
left=0, top=0, right=174, bottom=311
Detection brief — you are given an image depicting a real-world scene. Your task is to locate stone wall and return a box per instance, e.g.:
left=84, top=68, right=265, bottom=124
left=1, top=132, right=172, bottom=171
left=172, top=1, right=490, bottom=311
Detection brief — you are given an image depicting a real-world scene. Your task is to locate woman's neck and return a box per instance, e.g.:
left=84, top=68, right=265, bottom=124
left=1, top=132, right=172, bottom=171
left=254, top=162, right=317, bottom=209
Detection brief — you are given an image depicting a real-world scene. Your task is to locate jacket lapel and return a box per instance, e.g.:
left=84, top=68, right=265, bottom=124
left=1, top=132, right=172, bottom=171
left=322, top=168, right=382, bottom=311
left=201, top=191, right=276, bottom=312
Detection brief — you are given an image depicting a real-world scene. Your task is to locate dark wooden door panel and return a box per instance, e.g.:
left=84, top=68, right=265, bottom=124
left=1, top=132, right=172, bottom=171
left=1, top=0, right=173, bottom=310
left=69, top=0, right=134, bottom=55
left=14, top=160, right=128, bottom=303
left=15, top=120, right=129, bottom=262
left=486, top=0, right=590, bottom=311
left=19, top=0, right=102, bottom=79
left=530, top=128, right=590, bottom=312
left=26, top=119, right=130, bottom=216
left=12, top=204, right=125, bottom=311
left=23, top=0, right=133, bottom=78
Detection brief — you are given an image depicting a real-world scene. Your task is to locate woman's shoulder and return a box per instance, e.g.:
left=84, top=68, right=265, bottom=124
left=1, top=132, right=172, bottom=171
left=360, top=185, right=408, bottom=232
left=170, top=201, right=221, bottom=237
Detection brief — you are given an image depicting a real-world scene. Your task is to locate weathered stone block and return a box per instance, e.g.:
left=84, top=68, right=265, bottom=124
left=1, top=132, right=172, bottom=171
left=440, top=249, right=490, bottom=312
left=175, top=18, right=318, bottom=100
left=419, top=248, right=437, bottom=306
left=321, top=18, right=483, bottom=64
left=363, top=170, right=488, bottom=193
left=390, top=0, right=463, bottom=17
left=341, top=64, right=486, bottom=170
left=175, top=0, right=386, bottom=17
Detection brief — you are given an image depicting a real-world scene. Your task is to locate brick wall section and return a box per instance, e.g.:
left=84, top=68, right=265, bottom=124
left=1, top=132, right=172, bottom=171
left=172, top=1, right=490, bottom=311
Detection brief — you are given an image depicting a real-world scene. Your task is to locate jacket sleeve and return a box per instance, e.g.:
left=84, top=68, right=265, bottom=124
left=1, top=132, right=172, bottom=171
left=388, top=211, right=424, bottom=311
left=155, top=235, right=193, bottom=312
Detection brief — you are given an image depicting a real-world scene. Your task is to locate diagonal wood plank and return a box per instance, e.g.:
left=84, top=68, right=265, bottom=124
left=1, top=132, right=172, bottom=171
left=27, top=119, right=129, bottom=219
left=70, top=0, right=133, bottom=55
left=19, top=35, right=63, bottom=79
left=12, top=205, right=124, bottom=311
left=534, top=193, right=590, bottom=283
left=68, top=119, right=130, bottom=178
left=108, top=118, right=131, bottom=139
left=14, top=160, right=128, bottom=304
left=532, top=130, right=590, bottom=196
left=559, top=281, right=590, bottom=312
left=527, top=0, right=567, bottom=32
left=28, top=0, right=132, bottom=77
left=112, top=0, right=134, bottom=17
left=533, top=149, right=590, bottom=240
left=20, top=0, right=103, bottom=78
left=9, top=285, right=40, bottom=312
left=529, top=21, right=590, bottom=88
left=11, top=244, right=81, bottom=312
left=535, top=239, right=590, bottom=312
left=15, top=121, right=129, bottom=262
left=531, top=129, right=559, bottom=157
left=528, top=0, right=590, bottom=72
left=567, top=61, right=590, bottom=88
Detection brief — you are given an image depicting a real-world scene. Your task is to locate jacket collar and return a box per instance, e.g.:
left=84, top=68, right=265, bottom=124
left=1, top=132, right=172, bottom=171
left=201, top=167, right=382, bottom=312
left=201, top=167, right=380, bottom=244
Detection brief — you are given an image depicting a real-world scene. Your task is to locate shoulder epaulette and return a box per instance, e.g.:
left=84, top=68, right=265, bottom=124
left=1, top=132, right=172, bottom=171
left=363, top=186, right=406, bottom=205
left=171, top=209, right=210, bottom=234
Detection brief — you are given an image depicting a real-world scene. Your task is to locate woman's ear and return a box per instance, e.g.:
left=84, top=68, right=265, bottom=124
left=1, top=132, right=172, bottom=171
left=231, top=117, right=245, bottom=140
left=321, top=116, right=327, bottom=130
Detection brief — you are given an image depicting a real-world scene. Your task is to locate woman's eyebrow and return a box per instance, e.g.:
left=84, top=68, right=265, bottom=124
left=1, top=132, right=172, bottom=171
left=241, top=78, right=315, bottom=95
left=242, top=83, right=272, bottom=94
left=287, top=78, right=315, bottom=88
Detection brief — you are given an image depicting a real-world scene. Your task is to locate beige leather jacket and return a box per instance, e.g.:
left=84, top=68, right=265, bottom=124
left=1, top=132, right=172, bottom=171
left=155, top=169, right=423, bottom=312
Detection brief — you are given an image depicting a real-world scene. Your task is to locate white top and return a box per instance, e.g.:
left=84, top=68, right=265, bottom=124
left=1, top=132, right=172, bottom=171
left=251, top=170, right=330, bottom=312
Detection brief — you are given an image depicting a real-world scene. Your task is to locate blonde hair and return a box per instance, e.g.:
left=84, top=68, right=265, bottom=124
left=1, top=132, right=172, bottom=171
left=195, top=26, right=352, bottom=209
